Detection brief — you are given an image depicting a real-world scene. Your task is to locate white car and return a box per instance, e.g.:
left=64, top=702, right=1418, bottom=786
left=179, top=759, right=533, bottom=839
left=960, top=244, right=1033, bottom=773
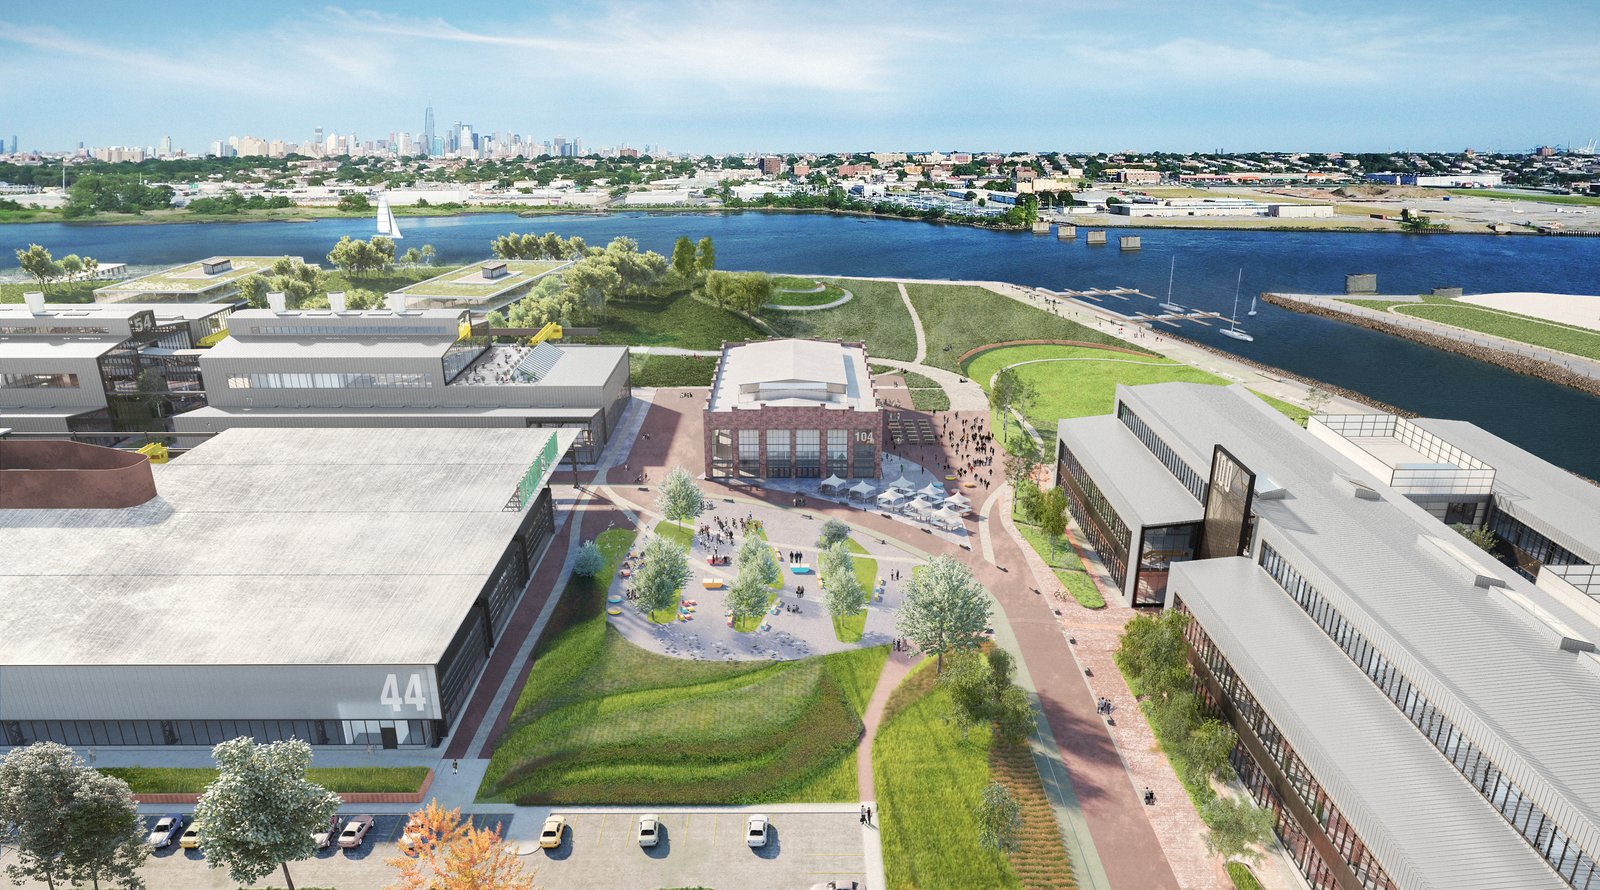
left=637, top=814, right=660, bottom=848
left=746, top=814, right=769, bottom=848
left=312, top=815, right=342, bottom=850
left=146, top=815, right=185, bottom=849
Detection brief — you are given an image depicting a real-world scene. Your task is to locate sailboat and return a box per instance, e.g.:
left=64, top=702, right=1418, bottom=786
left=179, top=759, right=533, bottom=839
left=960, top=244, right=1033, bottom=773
left=1247, top=294, right=1258, bottom=316
left=1158, top=256, right=1185, bottom=313
left=375, top=194, right=404, bottom=240
left=1220, top=269, right=1255, bottom=342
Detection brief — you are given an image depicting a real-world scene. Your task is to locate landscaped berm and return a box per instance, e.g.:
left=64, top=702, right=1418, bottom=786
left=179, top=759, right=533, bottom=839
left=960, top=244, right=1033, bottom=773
left=479, top=529, right=887, bottom=805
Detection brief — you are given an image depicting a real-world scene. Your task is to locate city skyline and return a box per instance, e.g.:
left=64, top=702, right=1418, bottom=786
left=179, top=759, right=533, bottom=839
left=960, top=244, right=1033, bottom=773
left=3, top=0, right=1598, bottom=155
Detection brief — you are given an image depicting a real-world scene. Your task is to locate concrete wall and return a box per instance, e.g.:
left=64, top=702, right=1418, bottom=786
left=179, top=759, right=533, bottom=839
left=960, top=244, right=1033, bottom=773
left=0, top=440, right=155, bottom=509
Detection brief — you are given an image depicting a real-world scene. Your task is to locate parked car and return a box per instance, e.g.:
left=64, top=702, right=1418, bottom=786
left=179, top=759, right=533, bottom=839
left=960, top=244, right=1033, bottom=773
left=313, top=815, right=342, bottom=849
left=147, top=814, right=186, bottom=849
left=337, top=814, right=374, bottom=849
left=539, top=815, right=567, bottom=849
left=809, top=883, right=861, bottom=890
left=746, top=814, right=769, bottom=848
left=637, top=814, right=659, bottom=848
left=178, top=823, right=203, bottom=850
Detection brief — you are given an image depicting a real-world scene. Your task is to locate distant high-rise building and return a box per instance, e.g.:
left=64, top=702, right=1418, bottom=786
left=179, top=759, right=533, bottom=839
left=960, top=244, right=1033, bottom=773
left=158, top=135, right=172, bottom=157
left=423, top=103, right=435, bottom=157
left=11, top=135, right=19, bottom=154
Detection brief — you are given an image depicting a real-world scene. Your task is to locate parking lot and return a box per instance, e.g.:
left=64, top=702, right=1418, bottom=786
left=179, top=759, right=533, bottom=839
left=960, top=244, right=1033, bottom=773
left=532, top=810, right=867, bottom=890
left=2, top=813, right=516, bottom=890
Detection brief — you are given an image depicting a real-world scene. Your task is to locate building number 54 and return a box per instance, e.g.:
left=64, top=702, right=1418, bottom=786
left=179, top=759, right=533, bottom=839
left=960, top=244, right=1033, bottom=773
left=380, top=673, right=428, bottom=712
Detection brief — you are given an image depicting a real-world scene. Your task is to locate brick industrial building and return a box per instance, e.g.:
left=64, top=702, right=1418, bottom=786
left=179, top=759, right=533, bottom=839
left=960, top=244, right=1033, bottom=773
left=703, top=339, right=880, bottom=480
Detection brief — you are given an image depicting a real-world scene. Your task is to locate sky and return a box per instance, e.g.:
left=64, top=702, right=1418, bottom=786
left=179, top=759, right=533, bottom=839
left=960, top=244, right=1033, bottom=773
left=3, top=0, right=1598, bottom=155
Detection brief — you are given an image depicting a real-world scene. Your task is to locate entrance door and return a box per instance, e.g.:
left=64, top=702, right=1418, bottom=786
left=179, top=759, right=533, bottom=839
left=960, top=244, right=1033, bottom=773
left=380, top=726, right=399, bottom=750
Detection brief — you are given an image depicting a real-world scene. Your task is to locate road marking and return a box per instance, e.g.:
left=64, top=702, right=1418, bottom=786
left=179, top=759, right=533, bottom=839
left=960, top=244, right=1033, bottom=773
left=683, top=814, right=691, bottom=847
left=709, top=813, right=717, bottom=847
left=594, top=814, right=605, bottom=847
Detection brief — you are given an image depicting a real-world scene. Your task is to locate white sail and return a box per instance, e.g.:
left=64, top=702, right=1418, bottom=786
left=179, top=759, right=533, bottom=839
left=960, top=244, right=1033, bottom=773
left=375, top=195, right=391, bottom=236
left=387, top=204, right=403, bottom=240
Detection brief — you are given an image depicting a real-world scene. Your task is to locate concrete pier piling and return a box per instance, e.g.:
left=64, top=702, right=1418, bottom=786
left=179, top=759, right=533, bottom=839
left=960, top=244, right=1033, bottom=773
left=1086, top=230, right=1107, bottom=245
left=1057, top=224, right=1077, bottom=240
left=1345, top=273, right=1377, bottom=295
left=1119, top=236, right=1141, bottom=250
left=1032, top=220, right=1051, bottom=234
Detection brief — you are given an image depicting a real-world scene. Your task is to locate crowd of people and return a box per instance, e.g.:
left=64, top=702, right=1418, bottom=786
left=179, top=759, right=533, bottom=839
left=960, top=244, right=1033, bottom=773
left=941, top=414, right=997, bottom=489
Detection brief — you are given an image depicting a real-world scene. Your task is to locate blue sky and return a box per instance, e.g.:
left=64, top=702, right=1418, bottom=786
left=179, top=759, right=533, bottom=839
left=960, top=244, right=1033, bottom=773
left=3, top=0, right=1597, bottom=154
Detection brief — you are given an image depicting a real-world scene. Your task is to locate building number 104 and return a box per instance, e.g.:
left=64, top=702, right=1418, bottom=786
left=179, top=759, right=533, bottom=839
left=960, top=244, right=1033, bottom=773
left=380, top=673, right=428, bottom=712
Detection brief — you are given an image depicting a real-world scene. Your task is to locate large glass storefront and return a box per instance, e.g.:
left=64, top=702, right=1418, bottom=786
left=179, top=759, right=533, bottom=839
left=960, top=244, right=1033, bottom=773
left=711, top=426, right=877, bottom=479
left=1057, top=441, right=1131, bottom=592
left=1133, top=523, right=1199, bottom=606
left=2, top=718, right=438, bottom=749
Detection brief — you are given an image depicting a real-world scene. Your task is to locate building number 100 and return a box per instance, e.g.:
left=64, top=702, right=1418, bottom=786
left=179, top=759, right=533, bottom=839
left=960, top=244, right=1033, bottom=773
left=380, top=673, right=428, bottom=712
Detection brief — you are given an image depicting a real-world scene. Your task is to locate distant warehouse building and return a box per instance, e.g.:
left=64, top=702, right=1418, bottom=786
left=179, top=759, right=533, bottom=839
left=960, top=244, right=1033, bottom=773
left=0, top=426, right=573, bottom=749
left=172, top=305, right=629, bottom=464
left=1364, top=172, right=1505, bottom=188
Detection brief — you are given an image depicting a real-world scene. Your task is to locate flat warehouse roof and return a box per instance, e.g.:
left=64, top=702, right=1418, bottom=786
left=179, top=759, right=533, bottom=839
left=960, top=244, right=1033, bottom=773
left=1057, top=415, right=1203, bottom=527
left=0, top=426, right=575, bottom=667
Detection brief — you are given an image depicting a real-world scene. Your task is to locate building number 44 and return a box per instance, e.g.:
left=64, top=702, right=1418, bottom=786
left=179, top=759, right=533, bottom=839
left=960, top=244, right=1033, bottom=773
left=381, top=673, right=428, bottom=712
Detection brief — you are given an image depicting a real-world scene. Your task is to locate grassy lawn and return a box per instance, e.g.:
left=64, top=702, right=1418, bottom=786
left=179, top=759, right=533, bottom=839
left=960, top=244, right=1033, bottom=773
left=764, top=278, right=918, bottom=361
left=904, top=282, right=1141, bottom=372
left=646, top=520, right=689, bottom=626
left=1336, top=297, right=1416, bottom=311
left=397, top=259, right=564, bottom=297
left=897, top=368, right=952, bottom=411
left=875, top=663, right=1020, bottom=890
left=1013, top=518, right=1104, bottom=609
left=1227, top=861, right=1266, bottom=890
left=102, top=766, right=430, bottom=795
left=769, top=278, right=850, bottom=307
left=1449, top=189, right=1600, bottom=206
left=0, top=280, right=101, bottom=304
left=583, top=291, right=766, bottom=350
left=732, top=593, right=779, bottom=632
left=990, top=733, right=1078, bottom=888
left=483, top=525, right=887, bottom=805
left=629, top=352, right=717, bottom=387
left=1393, top=299, right=1600, bottom=361
left=322, top=266, right=438, bottom=296
left=966, top=344, right=1307, bottom=446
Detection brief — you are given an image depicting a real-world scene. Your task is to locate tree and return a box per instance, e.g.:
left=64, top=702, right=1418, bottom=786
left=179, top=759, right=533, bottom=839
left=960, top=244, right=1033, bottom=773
left=192, top=737, right=342, bottom=890
left=59, top=254, right=85, bottom=281
left=992, top=684, right=1034, bottom=746
left=823, top=553, right=866, bottom=623
left=337, top=192, right=371, bottom=212
left=816, top=539, right=853, bottom=582
left=1201, top=796, right=1275, bottom=863
left=976, top=781, right=1021, bottom=853
left=1184, top=718, right=1238, bottom=782
left=572, top=540, right=604, bottom=577
left=896, top=555, right=992, bottom=673
left=1303, top=386, right=1332, bottom=416
left=727, top=566, right=772, bottom=626
left=632, top=534, right=690, bottom=618
left=1115, top=609, right=1192, bottom=701
left=327, top=235, right=395, bottom=277
left=387, top=801, right=536, bottom=890
left=420, top=243, right=437, bottom=265
left=14, top=243, right=61, bottom=290
left=736, top=528, right=782, bottom=589
left=939, top=652, right=992, bottom=733
left=656, top=465, right=705, bottom=526
left=991, top=367, right=1038, bottom=439
left=695, top=235, right=716, bottom=275
left=1454, top=523, right=1498, bottom=552
left=1036, top=486, right=1068, bottom=558
left=817, top=517, right=851, bottom=549
left=1013, top=477, right=1041, bottom=524
left=670, top=235, right=697, bottom=279
left=243, top=255, right=325, bottom=309
left=562, top=253, right=623, bottom=311
left=1003, top=434, right=1042, bottom=488
left=0, top=743, right=148, bottom=890
left=63, top=770, right=148, bottom=890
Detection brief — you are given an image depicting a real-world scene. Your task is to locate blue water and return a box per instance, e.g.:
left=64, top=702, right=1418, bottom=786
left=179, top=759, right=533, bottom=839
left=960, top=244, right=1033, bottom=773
left=7, top=212, right=1599, bottom=476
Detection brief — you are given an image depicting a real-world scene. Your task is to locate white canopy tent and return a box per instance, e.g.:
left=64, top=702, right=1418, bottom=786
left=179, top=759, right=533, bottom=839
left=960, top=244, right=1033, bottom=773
left=906, top=497, right=935, bottom=516
left=887, top=475, right=915, bottom=492
left=877, top=489, right=909, bottom=506
left=820, top=475, right=847, bottom=492
left=848, top=480, right=876, bottom=499
left=933, top=505, right=966, bottom=528
left=943, top=492, right=971, bottom=511
left=918, top=482, right=947, bottom=500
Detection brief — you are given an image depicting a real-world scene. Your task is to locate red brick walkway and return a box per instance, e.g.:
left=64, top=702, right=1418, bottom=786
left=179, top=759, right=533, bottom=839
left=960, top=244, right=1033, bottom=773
left=855, top=647, right=921, bottom=800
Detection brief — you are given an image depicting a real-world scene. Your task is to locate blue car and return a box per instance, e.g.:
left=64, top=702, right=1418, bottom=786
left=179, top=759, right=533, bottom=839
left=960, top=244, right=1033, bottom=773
left=147, top=814, right=186, bottom=849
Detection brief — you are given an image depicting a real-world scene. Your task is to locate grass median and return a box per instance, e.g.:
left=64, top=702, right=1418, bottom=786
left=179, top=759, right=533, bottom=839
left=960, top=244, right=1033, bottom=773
left=102, top=766, right=431, bottom=795
left=480, top=524, right=888, bottom=805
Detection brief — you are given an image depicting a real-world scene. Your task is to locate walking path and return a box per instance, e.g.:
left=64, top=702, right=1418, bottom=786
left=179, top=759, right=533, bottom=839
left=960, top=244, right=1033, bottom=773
left=897, top=281, right=928, bottom=364
left=872, top=357, right=990, bottom=411
left=767, top=282, right=855, bottom=311
left=855, top=648, right=920, bottom=800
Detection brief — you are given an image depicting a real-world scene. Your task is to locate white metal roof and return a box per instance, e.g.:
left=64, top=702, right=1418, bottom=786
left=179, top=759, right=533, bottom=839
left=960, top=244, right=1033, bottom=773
left=1056, top=414, right=1203, bottom=527
left=1174, top=557, right=1566, bottom=890
left=707, top=339, right=875, bottom=412
left=0, top=426, right=574, bottom=666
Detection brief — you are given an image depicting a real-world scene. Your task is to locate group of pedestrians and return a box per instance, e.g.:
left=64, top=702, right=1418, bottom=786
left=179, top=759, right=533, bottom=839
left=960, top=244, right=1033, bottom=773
left=942, top=415, right=996, bottom=488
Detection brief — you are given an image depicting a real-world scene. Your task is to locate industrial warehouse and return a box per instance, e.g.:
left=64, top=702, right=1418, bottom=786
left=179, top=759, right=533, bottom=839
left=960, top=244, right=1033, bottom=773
left=0, top=425, right=572, bottom=750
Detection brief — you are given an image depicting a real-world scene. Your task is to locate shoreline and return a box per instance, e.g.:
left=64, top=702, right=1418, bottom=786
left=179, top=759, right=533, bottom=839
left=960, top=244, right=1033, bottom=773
left=9, top=203, right=1593, bottom=237
left=1263, top=292, right=1600, bottom=398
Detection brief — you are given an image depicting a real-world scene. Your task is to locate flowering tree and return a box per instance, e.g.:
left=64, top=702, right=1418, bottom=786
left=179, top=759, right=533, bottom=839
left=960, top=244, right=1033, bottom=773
left=387, top=801, right=535, bottom=890
left=656, top=466, right=705, bottom=526
left=193, top=738, right=341, bottom=890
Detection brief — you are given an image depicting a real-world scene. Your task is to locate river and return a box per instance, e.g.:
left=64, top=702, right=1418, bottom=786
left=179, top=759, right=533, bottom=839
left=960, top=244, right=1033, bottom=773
left=6, top=212, right=1599, bottom=477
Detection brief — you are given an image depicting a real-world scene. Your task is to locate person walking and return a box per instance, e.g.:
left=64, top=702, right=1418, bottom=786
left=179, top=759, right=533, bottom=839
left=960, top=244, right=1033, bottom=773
left=451, top=759, right=459, bottom=776
left=859, top=805, right=867, bottom=824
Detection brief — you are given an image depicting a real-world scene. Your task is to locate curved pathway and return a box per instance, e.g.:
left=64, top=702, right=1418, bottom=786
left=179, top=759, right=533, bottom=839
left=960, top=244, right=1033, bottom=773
left=871, top=357, right=990, bottom=411
left=856, top=647, right=920, bottom=799
left=766, top=283, right=855, bottom=311
left=897, top=281, right=928, bottom=364
left=986, top=355, right=1188, bottom=390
